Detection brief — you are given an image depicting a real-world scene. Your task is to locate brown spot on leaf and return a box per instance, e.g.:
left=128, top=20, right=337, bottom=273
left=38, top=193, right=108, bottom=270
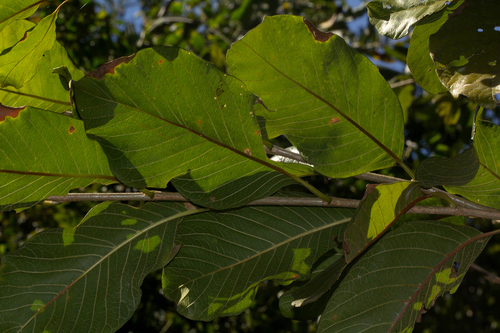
left=329, top=117, right=340, bottom=124
left=198, top=120, right=202, bottom=124
left=68, top=125, right=75, bottom=134
left=244, top=148, right=252, bottom=156
left=86, top=54, right=136, bottom=79
left=0, top=104, right=25, bottom=122
left=303, top=18, right=334, bottom=42
left=158, top=59, right=163, bottom=65
left=210, top=196, right=216, bottom=202
left=255, top=131, right=261, bottom=136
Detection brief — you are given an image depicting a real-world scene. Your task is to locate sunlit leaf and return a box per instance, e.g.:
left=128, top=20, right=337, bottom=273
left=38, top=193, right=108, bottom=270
left=0, top=201, right=194, bottom=333
left=0, top=0, right=41, bottom=32
left=318, top=221, right=489, bottom=333
left=0, top=7, right=59, bottom=88
left=0, top=107, right=116, bottom=212
left=430, top=0, right=500, bottom=109
left=162, top=206, right=353, bottom=320
left=0, top=19, right=34, bottom=50
left=0, top=41, right=84, bottom=112
left=367, top=0, right=449, bottom=39
left=343, top=182, right=422, bottom=263
left=73, top=47, right=302, bottom=210
left=227, top=16, right=404, bottom=178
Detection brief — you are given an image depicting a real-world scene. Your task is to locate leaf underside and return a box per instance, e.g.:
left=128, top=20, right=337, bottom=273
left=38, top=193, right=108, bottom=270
left=318, top=221, right=489, bottom=333
left=162, top=206, right=354, bottom=321
left=0, top=107, right=115, bottom=212
left=74, top=47, right=299, bottom=210
left=0, top=201, right=189, bottom=333
left=227, top=15, right=404, bottom=178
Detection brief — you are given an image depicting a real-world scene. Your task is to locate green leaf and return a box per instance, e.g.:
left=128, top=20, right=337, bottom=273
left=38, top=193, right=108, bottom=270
left=0, top=201, right=196, bottom=333
left=317, top=221, right=489, bottom=333
left=366, top=0, right=449, bottom=39
left=0, top=19, right=34, bottom=50
left=0, top=41, right=84, bottom=112
left=227, top=16, right=405, bottom=178
left=0, top=106, right=116, bottom=212
left=162, top=206, right=353, bottom=320
left=0, top=0, right=41, bottom=32
left=343, top=182, right=422, bottom=263
left=73, top=47, right=303, bottom=210
left=415, top=147, right=479, bottom=188
left=446, top=115, right=500, bottom=209
left=430, top=0, right=500, bottom=109
left=0, top=7, right=58, bottom=88
left=407, top=2, right=465, bottom=94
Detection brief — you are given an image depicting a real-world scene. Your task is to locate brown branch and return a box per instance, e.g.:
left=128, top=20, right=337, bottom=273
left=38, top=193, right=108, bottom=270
left=264, top=143, right=498, bottom=213
left=46, top=192, right=500, bottom=220
left=470, top=263, right=500, bottom=284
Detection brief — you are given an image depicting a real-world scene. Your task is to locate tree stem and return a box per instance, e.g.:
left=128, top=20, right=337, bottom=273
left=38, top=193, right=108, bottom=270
left=46, top=192, right=500, bottom=220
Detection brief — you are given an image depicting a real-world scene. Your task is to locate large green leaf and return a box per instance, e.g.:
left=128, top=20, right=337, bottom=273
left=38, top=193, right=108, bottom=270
left=0, top=19, right=33, bottom=50
left=0, top=201, right=195, bottom=333
left=446, top=115, right=500, bottom=209
left=0, top=6, right=59, bottom=89
left=343, top=181, right=422, bottom=263
left=366, top=0, right=449, bottom=39
left=0, top=41, right=84, bottom=112
left=162, top=206, right=353, bottom=320
left=429, top=0, right=500, bottom=109
left=0, top=106, right=116, bottom=212
left=227, top=16, right=404, bottom=178
left=0, top=0, right=41, bottom=32
left=407, top=2, right=465, bottom=94
left=73, top=47, right=302, bottom=210
left=318, top=221, right=489, bottom=333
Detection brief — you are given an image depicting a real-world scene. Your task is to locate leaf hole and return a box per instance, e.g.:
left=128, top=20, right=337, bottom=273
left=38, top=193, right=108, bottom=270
left=495, top=26, right=500, bottom=31
left=478, top=28, right=484, bottom=32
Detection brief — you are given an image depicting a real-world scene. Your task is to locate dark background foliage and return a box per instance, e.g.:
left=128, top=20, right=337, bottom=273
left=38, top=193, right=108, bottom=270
left=1, top=0, right=499, bottom=332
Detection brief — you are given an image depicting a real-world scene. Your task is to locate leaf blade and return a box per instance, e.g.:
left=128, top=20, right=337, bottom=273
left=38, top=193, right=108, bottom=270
left=227, top=16, right=404, bottom=178
left=74, top=47, right=300, bottom=209
left=0, top=107, right=116, bottom=212
left=318, top=221, right=489, bottom=333
left=162, top=206, right=354, bottom=320
left=367, top=0, right=448, bottom=39
left=429, top=0, right=500, bottom=109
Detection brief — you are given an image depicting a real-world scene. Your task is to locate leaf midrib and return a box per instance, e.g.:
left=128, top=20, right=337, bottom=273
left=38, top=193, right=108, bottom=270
left=21, top=207, right=209, bottom=331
